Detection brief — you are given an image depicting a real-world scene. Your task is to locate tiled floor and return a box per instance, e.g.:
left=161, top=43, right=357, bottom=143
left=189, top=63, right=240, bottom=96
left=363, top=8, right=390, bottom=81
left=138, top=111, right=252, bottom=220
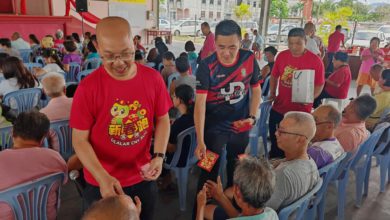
left=58, top=82, right=390, bottom=220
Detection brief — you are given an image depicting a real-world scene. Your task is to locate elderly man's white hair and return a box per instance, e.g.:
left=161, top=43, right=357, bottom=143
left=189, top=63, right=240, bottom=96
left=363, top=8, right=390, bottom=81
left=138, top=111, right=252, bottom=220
left=284, top=111, right=316, bottom=141
left=41, top=72, right=66, bottom=98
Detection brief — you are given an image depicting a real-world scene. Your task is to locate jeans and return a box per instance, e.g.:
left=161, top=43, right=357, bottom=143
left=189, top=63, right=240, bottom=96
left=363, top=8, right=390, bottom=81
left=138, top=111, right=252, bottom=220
left=268, top=109, right=285, bottom=159
left=326, top=52, right=335, bottom=76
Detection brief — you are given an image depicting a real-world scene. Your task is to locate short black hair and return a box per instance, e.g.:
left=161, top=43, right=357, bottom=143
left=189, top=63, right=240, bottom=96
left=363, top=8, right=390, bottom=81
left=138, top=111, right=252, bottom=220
left=288, top=28, right=305, bottom=39
left=175, top=56, right=190, bottom=73
left=0, top=52, right=10, bottom=69
left=215, top=20, right=241, bottom=40
left=0, top=38, right=12, bottom=48
left=264, top=46, right=278, bottom=56
left=87, top=40, right=97, bottom=53
left=163, top=51, right=175, bottom=61
left=155, top=37, right=163, bottom=44
left=185, top=41, right=195, bottom=52
left=353, top=94, right=377, bottom=120
left=135, top=50, right=144, bottom=61
left=134, top=35, right=141, bottom=40
left=335, top=25, right=342, bottom=31
left=201, top=22, right=210, bottom=28
left=179, top=52, right=188, bottom=58
left=64, top=40, right=77, bottom=52
left=13, top=111, right=50, bottom=142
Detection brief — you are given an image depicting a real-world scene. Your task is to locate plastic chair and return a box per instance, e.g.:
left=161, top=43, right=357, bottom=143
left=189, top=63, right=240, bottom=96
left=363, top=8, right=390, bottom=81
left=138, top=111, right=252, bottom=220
left=167, top=72, right=180, bottom=91
left=163, top=126, right=197, bottom=211
left=332, top=125, right=389, bottom=220
left=83, top=58, right=101, bottom=70
left=323, top=98, right=345, bottom=112
left=249, top=100, right=272, bottom=157
left=0, top=172, right=64, bottom=220
left=66, top=63, right=81, bottom=82
left=19, top=49, right=32, bottom=63
left=0, top=125, right=13, bottom=151
left=24, top=62, right=43, bottom=73
left=278, top=178, right=323, bottom=220
left=3, top=88, right=42, bottom=115
left=371, top=127, right=390, bottom=193
left=305, top=153, right=347, bottom=220
left=77, top=69, right=94, bottom=82
left=35, top=56, right=45, bottom=66
left=380, top=107, right=390, bottom=120
left=50, top=120, right=73, bottom=161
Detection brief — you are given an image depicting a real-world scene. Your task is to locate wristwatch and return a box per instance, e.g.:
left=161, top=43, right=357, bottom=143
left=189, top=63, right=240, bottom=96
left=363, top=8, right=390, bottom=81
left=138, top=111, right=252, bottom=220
left=152, top=153, right=166, bottom=160
left=248, top=115, right=257, bottom=125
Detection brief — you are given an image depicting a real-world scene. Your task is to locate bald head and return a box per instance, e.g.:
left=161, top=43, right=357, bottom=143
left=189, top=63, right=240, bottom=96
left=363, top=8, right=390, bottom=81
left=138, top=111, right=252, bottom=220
left=284, top=111, right=316, bottom=141
left=96, top=17, right=132, bottom=45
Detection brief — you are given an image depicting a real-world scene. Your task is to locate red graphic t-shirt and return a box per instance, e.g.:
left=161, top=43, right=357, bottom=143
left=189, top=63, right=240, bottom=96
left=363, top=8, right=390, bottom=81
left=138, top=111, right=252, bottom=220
left=324, top=65, right=351, bottom=99
left=271, top=50, right=325, bottom=115
left=328, top=31, right=344, bottom=53
left=70, top=64, right=172, bottom=187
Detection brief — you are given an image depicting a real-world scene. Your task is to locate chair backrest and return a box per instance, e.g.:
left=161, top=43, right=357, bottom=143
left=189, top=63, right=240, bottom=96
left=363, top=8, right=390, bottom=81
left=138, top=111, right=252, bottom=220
left=380, top=108, right=390, bottom=120
left=167, top=72, right=180, bottom=90
left=278, top=178, right=323, bottom=220
left=0, top=172, right=64, bottom=220
left=77, top=69, right=94, bottom=82
left=373, top=126, right=390, bottom=156
left=34, top=56, right=45, bottom=66
left=50, top=120, right=73, bottom=160
left=66, top=63, right=81, bottom=82
left=3, top=88, right=42, bottom=115
left=165, top=126, right=197, bottom=168
left=258, top=100, right=272, bottom=136
left=19, top=49, right=32, bottom=63
left=0, top=125, right=13, bottom=151
left=83, top=58, right=101, bottom=70
left=24, top=63, right=43, bottom=73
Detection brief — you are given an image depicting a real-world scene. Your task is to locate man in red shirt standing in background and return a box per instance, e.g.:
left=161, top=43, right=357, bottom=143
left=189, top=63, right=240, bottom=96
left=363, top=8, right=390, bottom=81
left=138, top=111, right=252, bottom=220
left=326, top=25, right=345, bottom=75
left=268, top=28, right=325, bottom=158
left=70, top=17, right=171, bottom=220
left=200, top=22, right=216, bottom=60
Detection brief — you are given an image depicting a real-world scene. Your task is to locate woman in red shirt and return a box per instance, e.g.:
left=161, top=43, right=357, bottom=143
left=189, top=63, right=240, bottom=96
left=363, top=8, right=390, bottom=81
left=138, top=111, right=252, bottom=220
left=313, top=51, right=352, bottom=108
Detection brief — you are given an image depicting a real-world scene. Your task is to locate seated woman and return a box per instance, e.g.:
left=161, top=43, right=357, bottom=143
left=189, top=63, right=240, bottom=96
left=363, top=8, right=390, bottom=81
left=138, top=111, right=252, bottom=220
left=313, top=51, right=351, bottom=108
left=0, top=56, right=40, bottom=98
left=158, top=85, right=195, bottom=190
left=34, top=48, right=65, bottom=77
left=366, top=69, right=390, bottom=131
left=85, top=40, right=100, bottom=60
left=62, top=40, right=82, bottom=72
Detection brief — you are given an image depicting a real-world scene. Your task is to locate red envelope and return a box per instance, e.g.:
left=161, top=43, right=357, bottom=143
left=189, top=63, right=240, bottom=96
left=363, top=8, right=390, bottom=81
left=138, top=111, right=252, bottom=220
left=232, top=120, right=253, bottom=133
left=197, top=150, right=220, bottom=172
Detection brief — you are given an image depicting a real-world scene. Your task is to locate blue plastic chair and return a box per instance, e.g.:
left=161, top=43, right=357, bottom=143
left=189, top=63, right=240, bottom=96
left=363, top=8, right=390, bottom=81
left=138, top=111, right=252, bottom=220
left=305, top=152, right=347, bottom=220
left=77, top=69, right=94, bottom=82
left=35, top=56, right=45, bottom=66
left=66, top=63, right=81, bottom=82
left=50, top=120, right=73, bottom=161
left=332, top=125, right=389, bottom=220
left=0, top=125, right=13, bottom=151
left=3, top=88, right=42, bottom=115
left=380, top=108, right=390, bottom=120
left=24, top=62, right=43, bottom=73
left=167, top=72, right=180, bottom=91
left=0, top=172, right=64, bottom=220
left=19, top=49, right=32, bottom=63
left=83, top=58, right=101, bottom=70
left=278, top=178, right=323, bottom=220
left=371, top=127, right=390, bottom=193
left=189, top=59, right=197, bottom=76
left=249, top=100, right=272, bottom=157
left=163, top=126, right=197, bottom=211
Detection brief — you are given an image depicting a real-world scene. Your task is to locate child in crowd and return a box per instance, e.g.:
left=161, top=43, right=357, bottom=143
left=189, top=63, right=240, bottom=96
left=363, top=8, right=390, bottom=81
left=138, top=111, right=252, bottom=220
left=169, top=56, right=196, bottom=95
left=161, top=51, right=176, bottom=85
left=62, top=40, right=82, bottom=72
left=158, top=85, right=195, bottom=190
left=356, top=37, right=384, bottom=96
left=34, top=48, right=65, bottom=77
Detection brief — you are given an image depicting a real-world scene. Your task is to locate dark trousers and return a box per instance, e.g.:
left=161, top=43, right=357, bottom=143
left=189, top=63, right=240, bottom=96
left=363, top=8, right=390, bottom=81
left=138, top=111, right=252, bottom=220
left=326, top=52, right=335, bottom=76
left=313, top=89, right=336, bottom=109
left=268, top=109, right=285, bottom=159
left=83, top=181, right=157, bottom=220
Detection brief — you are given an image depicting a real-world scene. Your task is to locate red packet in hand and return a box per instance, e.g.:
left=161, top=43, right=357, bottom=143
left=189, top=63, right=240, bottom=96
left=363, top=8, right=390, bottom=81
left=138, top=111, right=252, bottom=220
left=197, top=150, right=219, bottom=172
left=233, top=120, right=253, bottom=133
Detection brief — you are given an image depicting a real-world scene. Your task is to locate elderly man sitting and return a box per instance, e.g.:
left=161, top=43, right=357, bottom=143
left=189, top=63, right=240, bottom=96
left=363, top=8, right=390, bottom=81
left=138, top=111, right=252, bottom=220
left=40, top=73, right=73, bottom=121
left=197, top=156, right=278, bottom=220
left=0, top=111, right=67, bottom=220
left=266, top=111, right=320, bottom=211
left=308, top=104, right=345, bottom=169
left=335, top=94, right=377, bottom=152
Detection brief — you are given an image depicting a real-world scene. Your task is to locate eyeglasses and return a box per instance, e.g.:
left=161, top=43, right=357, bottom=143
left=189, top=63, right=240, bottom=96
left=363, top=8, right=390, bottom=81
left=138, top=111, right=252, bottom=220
left=101, top=51, right=135, bottom=63
left=276, top=124, right=308, bottom=140
left=315, top=121, right=332, bottom=126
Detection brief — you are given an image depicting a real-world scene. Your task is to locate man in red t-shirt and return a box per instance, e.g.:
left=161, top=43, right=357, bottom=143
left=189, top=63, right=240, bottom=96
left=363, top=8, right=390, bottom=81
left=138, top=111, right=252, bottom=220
left=269, top=28, right=325, bottom=158
left=326, top=25, right=345, bottom=74
left=70, top=17, right=171, bottom=220
left=313, top=51, right=352, bottom=108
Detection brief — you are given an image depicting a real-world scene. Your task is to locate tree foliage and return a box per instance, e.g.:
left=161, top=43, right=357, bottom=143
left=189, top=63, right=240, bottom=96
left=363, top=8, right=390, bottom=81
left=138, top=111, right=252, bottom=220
left=318, top=7, right=353, bottom=46
left=234, top=3, right=252, bottom=21
left=270, top=0, right=289, bottom=19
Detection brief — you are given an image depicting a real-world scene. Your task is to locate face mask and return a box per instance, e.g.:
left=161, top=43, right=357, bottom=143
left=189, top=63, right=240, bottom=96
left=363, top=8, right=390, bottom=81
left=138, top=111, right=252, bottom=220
left=263, top=55, right=267, bottom=62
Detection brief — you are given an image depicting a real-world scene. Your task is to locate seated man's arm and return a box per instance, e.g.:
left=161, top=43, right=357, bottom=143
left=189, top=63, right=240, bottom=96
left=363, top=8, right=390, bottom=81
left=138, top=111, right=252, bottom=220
left=266, top=169, right=289, bottom=211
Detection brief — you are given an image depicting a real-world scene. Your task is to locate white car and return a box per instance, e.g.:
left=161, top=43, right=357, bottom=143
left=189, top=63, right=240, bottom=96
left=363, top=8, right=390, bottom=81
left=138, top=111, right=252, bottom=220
left=378, top=25, right=390, bottom=40
left=159, top=19, right=171, bottom=31
left=171, top=20, right=203, bottom=36
left=266, top=24, right=297, bottom=42
left=345, top=30, right=388, bottom=48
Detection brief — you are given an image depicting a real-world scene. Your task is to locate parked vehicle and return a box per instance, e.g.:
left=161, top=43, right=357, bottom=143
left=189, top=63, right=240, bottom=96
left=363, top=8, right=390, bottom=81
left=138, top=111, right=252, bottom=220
left=171, top=20, right=203, bottom=36
left=266, top=24, right=297, bottom=42
left=378, top=25, right=390, bottom=40
left=159, top=19, right=171, bottom=31
left=345, top=30, right=388, bottom=48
